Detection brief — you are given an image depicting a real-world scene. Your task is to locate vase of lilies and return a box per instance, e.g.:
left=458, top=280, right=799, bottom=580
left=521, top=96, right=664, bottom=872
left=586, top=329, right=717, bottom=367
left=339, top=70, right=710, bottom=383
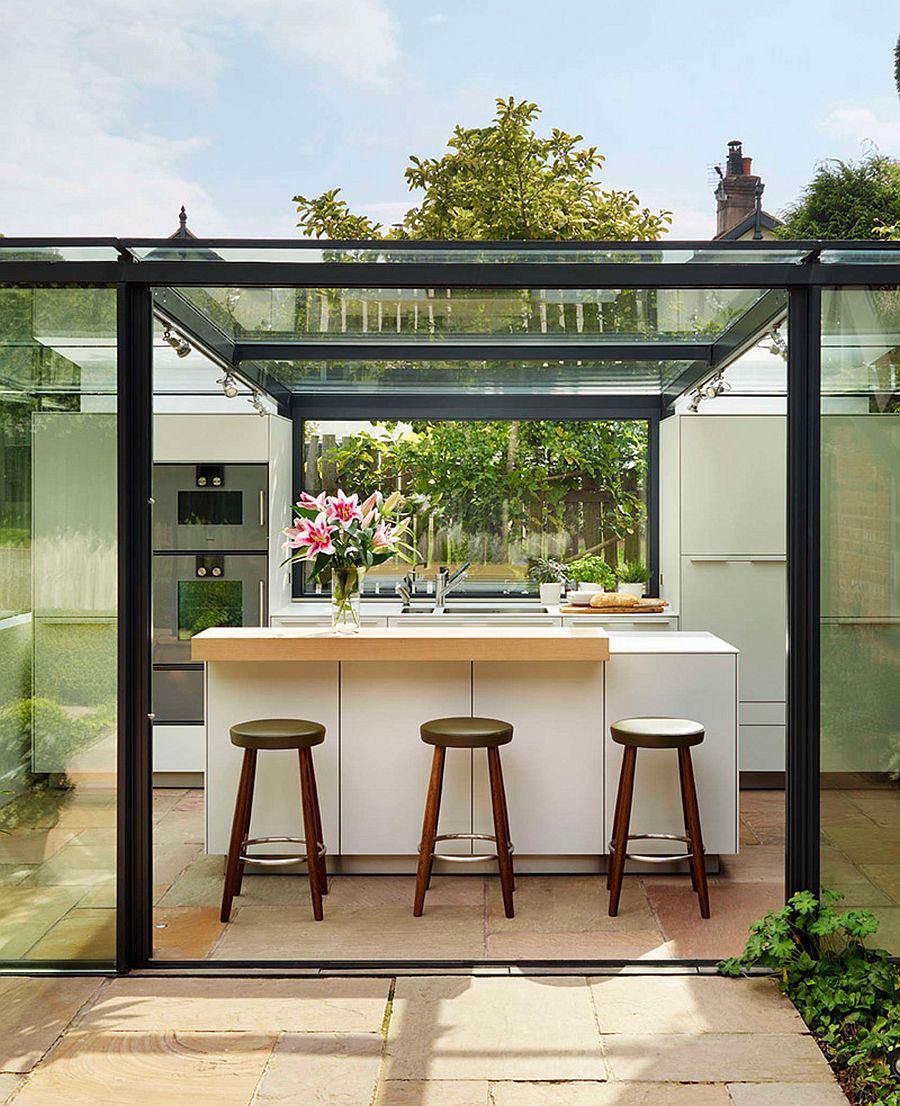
left=283, top=488, right=414, bottom=632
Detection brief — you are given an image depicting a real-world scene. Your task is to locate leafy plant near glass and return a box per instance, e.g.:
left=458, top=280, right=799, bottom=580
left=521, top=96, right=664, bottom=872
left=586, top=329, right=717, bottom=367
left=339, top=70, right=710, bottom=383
left=720, top=890, right=900, bottom=1106
left=566, top=555, right=617, bottom=592
left=282, top=489, right=415, bottom=631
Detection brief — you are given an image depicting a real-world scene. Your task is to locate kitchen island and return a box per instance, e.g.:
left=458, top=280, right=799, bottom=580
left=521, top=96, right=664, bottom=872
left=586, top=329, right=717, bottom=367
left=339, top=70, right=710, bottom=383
left=192, top=626, right=738, bottom=873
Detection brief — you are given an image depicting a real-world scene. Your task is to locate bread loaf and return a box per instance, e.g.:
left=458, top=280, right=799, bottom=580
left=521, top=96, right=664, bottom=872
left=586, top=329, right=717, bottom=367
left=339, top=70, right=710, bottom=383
left=590, top=591, right=639, bottom=608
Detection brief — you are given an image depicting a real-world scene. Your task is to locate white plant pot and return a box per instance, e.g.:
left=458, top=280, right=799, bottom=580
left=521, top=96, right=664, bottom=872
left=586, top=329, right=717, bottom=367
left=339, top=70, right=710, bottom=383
left=539, top=582, right=562, bottom=605
left=618, top=582, right=645, bottom=599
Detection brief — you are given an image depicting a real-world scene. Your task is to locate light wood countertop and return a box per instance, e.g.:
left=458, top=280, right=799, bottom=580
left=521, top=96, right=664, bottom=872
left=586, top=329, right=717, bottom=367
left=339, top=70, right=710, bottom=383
left=191, top=625, right=610, bottom=663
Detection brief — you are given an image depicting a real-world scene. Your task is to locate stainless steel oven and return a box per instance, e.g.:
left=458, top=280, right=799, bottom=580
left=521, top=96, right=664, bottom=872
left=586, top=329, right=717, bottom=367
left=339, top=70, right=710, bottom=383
left=153, top=463, right=268, bottom=552
left=152, top=552, right=267, bottom=723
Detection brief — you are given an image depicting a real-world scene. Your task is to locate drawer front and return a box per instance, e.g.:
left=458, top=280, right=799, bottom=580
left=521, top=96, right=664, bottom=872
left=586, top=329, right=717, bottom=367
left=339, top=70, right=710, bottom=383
left=740, top=702, right=785, bottom=726
left=740, top=724, right=785, bottom=772
left=271, top=615, right=388, bottom=627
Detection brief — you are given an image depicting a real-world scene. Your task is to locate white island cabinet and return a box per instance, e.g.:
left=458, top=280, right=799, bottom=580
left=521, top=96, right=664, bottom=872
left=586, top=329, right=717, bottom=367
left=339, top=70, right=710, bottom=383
left=195, top=627, right=738, bottom=871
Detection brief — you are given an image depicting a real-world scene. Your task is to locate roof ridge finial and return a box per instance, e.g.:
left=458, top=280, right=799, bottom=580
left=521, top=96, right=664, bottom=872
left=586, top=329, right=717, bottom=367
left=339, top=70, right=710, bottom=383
left=179, top=205, right=188, bottom=231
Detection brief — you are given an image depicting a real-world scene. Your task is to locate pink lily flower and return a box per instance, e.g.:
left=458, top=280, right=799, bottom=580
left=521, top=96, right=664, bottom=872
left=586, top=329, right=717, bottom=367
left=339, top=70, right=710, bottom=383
left=296, top=490, right=328, bottom=512
left=300, top=513, right=336, bottom=556
left=372, top=522, right=396, bottom=549
left=360, top=492, right=378, bottom=515
left=325, top=488, right=362, bottom=529
left=282, top=518, right=308, bottom=549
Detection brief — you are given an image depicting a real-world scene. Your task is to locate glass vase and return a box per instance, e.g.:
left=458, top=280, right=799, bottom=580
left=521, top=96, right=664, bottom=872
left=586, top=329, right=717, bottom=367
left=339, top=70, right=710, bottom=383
left=331, top=565, right=366, bottom=633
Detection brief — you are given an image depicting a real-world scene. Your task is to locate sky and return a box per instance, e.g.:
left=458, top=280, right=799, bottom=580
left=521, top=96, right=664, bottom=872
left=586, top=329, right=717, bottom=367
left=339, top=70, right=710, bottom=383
left=2, top=0, right=900, bottom=240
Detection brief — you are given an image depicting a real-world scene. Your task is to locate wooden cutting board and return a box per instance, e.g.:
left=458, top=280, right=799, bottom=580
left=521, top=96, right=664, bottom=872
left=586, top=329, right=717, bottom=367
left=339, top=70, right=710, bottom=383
left=561, top=599, right=669, bottom=615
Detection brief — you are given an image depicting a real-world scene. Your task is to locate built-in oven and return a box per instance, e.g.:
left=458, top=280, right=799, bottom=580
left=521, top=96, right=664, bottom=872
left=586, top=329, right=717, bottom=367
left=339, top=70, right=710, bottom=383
left=153, top=463, right=269, bottom=552
left=152, top=551, right=267, bottom=723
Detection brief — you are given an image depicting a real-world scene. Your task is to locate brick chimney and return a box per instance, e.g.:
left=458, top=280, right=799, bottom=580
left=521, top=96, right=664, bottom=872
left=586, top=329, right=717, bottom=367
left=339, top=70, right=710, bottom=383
left=715, top=140, right=764, bottom=236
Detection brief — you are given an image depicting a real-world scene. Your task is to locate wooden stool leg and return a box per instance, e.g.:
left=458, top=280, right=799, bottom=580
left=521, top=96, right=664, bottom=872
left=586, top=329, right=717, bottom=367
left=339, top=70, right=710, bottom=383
left=234, top=749, right=258, bottom=898
left=676, top=748, right=698, bottom=892
left=608, top=745, right=637, bottom=917
left=221, top=748, right=256, bottom=923
left=305, top=749, right=328, bottom=895
left=488, top=747, right=515, bottom=919
left=678, top=747, right=710, bottom=919
left=496, top=754, right=515, bottom=892
left=607, top=748, right=630, bottom=891
left=414, top=747, right=445, bottom=917
left=299, top=749, right=324, bottom=921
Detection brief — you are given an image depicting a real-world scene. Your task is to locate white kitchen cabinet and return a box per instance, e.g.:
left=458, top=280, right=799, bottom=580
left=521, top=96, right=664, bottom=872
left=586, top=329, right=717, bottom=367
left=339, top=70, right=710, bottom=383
left=339, top=661, right=472, bottom=855
left=739, top=725, right=785, bottom=772
left=472, top=662, right=605, bottom=854
left=153, top=724, right=204, bottom=775
left=680, top=557, right=786, bottom=702
left=205, top=661, right=340, bottom=857
left=154, top=413, right=269, bottom=462
left=562, top=616, right=678, bottom=632
left=271, top=615, right=389, bottom=628
left=680, top=415, right=786, bottom=556
left=604, top=651, right=739, bottom=857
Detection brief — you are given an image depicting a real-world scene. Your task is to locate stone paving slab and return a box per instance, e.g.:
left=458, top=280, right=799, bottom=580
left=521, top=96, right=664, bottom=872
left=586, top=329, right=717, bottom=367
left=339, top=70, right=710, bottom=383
left=727, top=1082, right=850, bottom=1104
left=77, top=976, right=391, bottom=1034
left=0, top=976, right=102, bottom=1073
left=588, top=975, right=804, bottom=1035
left=491, top=1083, right=730, bottom=1105
left=377, top=1082, right=490, bottom=1105
left=603, top=1032, right=834, bottom=1083
left=253, top=1032, right=384, bottom=1105
left=387, top=976, right=605, bottom=1081
left=10, top=1030, right=275, bottom=1106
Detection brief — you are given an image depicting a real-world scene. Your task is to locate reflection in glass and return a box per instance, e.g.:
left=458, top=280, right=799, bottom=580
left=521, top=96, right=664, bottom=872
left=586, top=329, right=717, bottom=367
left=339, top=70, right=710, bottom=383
left=820, top=289, right=900, bottom=954
left=0, top=287, right=117, bottom=964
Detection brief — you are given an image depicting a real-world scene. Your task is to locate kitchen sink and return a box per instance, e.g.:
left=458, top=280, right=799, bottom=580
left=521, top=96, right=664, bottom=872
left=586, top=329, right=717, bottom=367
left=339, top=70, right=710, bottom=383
left=398, top=604, right=551, bottom=616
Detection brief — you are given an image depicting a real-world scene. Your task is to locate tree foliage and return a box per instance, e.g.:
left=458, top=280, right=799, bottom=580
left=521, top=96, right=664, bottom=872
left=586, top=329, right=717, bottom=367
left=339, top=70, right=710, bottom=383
left=777, top=153, right=900, bottom=240
left=294, top=97, right=670, bottom=241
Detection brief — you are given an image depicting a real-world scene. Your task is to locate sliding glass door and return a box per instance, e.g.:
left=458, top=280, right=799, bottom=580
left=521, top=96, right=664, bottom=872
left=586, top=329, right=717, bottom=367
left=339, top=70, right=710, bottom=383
left=0, top=286, right=118, bottom=965
left=820, top=288, right=900, bottom=952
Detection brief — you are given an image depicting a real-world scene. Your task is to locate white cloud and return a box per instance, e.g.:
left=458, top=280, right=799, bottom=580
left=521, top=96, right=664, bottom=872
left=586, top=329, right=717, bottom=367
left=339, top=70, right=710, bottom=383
left=822, top=105, right=900, bottom=151
left=0, top=0, right=400, bottom=235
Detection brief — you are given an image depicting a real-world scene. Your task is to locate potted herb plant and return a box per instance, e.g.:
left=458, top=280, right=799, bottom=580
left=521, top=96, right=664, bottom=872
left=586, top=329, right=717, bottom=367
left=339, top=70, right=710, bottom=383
left=527, top=556, right=569, bottom=605
left=566, top=555, right=617, bottom=594
left=617, top=560, right=649, bottom=599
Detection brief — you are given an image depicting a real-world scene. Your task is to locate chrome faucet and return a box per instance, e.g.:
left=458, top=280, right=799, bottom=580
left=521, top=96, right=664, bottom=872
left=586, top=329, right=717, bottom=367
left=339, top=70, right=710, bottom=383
left=435, top=561, right=470, bottom=608
left=395, top=568, right=418, bottom=606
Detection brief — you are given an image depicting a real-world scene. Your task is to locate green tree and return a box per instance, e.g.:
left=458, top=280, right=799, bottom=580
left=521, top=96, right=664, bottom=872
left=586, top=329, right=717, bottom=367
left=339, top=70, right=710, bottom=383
left=777, top=152, right=900, bottom=240
left=294, top=97, right=670, bottom=240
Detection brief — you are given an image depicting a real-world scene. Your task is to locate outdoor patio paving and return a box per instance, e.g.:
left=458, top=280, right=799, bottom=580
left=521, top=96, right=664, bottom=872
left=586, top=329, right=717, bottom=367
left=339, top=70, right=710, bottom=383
left=0, top=784, right=897, bottom=963
left=0, top=971, right=849, bottom=1104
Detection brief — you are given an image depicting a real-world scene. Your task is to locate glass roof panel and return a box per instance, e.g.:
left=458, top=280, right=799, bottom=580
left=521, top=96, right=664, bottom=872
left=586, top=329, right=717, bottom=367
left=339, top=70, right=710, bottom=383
left=0, top=245, right=120, bottom=261
left=173, top=286, right=767, bottom=345
left=261, top=358, right=696, bottom=396
left=819, top=248, right=900, bottom=265
left=821, top=287, right=900, bottom=395
left=130, top=242, right=811, bottom=265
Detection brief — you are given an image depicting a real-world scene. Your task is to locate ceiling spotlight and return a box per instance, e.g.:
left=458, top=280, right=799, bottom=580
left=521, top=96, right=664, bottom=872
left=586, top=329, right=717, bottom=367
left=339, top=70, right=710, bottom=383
left=688, top=389, right=703, bottom=413
left=162, top=325, right=191, bottom=358
left=249, top=389, right=267, bottom=417
left=759, top=323, right=788, bottom=361
left=218, top=372, right=239, bottom=399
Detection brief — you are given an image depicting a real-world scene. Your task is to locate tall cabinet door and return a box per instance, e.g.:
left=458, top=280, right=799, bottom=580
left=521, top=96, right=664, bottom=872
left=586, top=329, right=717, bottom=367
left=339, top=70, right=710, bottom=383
left=681, top=558, right=786, bottom=703
left=680, top=416, right=786, bottom=556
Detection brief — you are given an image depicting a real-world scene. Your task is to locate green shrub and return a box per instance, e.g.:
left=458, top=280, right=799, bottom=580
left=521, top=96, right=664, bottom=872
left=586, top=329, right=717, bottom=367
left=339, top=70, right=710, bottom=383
left=720, top=890, right=900, bottom=1105
left=527, top=557, right=569, bottom=584
left=566, top=555, right=616, bottom=590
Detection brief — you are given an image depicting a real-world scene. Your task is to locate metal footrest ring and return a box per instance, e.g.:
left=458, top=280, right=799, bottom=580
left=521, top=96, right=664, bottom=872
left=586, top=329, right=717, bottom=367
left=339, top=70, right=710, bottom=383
left=421, top=832, right=516, bottom=865
left=608, top=832, right=693, bottom=865
left=239, top=835, right=327, bottom=868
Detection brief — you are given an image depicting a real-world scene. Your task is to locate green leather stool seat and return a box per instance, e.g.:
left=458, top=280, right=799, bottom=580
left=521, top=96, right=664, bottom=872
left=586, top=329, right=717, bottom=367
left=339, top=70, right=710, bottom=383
left=610, top=717, right=704, bottom=750
left=421, top=717, right=513, bottom=749
left=230, top=718, right=326, bottom=751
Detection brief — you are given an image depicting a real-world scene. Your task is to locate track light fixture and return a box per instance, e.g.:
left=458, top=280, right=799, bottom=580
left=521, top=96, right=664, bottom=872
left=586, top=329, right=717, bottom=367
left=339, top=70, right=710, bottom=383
left=249, top=389, right=267, bottom=417
left=162, top=325, right=191, bottom=358
left=218, top=372, right=239, bottom=399
left=759, top=323, right=788, bottom=361
left=688, top=371, right=730, bottom=413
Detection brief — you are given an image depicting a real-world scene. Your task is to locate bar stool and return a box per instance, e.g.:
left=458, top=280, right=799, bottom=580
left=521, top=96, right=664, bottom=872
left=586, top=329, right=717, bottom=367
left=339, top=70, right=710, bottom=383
left=607, top=716, right=710, bottom=919
left=220, top=718, right=328, bottom=923
left=414, top=717, right=516, bottom=919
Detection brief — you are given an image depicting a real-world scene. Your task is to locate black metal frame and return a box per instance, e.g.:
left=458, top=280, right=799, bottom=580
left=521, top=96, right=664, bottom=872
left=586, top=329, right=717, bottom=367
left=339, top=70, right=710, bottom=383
left=2, top=236, right=900, bottom=973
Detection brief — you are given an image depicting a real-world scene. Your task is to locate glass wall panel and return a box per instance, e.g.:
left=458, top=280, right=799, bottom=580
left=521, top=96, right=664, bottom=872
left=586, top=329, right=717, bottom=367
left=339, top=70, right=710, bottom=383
left=300, top=419, right=648, bottom=596
left=0, top=287, right=117, bottom=965
left=820, top=288, right=900, bottom=953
